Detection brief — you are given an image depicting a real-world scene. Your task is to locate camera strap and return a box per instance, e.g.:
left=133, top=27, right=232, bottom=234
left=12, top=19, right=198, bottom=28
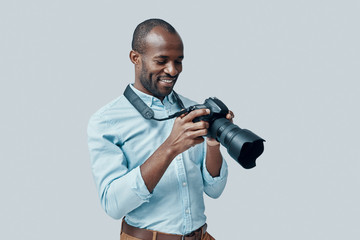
left=123, top=84, right=187, bottom=121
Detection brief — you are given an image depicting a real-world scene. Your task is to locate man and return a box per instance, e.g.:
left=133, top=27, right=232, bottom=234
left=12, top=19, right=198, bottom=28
left=88, top=19, right=233, bottom=240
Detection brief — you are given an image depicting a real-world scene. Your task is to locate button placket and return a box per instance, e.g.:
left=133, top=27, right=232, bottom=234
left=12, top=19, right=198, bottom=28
left=174, top=154, right=192, bottom=233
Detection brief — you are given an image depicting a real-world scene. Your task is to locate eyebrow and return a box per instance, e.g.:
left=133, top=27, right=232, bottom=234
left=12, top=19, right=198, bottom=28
left=154, top=55, right=184, bottom=59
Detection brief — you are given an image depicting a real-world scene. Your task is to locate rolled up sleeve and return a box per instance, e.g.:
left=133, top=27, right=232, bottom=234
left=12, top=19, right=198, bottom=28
left=87, top=114, right=152, bottom=219
left=202, top=146, right=228, bottom=199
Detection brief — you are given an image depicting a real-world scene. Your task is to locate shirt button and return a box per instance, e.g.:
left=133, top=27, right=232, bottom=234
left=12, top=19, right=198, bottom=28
left=185, top=209, right=190, bottom=214
left=182, top=182, right=187, bottom=187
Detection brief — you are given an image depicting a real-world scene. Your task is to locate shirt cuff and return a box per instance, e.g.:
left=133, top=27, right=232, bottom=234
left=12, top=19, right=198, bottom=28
left=130, top=166, right=152, bottom=202
left=202, top=157, right=228, bottom=185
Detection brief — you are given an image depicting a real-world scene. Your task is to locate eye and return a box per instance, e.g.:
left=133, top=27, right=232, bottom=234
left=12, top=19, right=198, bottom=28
left=155, top=60, right=166, bottom=65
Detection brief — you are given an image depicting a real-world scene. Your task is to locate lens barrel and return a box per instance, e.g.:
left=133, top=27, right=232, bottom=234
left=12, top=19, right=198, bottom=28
left=210, top=118, right=265, bottom=169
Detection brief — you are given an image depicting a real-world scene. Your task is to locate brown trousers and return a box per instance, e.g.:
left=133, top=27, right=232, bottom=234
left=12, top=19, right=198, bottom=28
left=120, top=231, right=216, bottom=240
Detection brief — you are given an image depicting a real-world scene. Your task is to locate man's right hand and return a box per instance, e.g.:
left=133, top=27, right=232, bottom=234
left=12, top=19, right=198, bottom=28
left=164, top=108, right=210, bottom=157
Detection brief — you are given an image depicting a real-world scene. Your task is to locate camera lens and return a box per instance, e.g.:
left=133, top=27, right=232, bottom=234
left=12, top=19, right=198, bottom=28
left=210, top=118, right=264, bottom=169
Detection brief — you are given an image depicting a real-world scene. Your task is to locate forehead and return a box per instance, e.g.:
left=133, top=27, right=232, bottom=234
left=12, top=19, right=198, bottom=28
left=143, top=27, right=183, bottom=57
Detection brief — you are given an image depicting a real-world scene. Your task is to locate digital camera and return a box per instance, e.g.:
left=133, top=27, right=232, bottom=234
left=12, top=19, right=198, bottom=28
left=188, top=97, right=265, bottom=169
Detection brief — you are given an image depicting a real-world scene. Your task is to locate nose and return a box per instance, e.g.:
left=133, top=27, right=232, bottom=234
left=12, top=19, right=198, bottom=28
left=164, top=62, right=180, bottom=77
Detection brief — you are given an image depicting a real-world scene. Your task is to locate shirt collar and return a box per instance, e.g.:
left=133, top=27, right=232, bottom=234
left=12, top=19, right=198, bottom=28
left=129, top=84, right=176, bottom=107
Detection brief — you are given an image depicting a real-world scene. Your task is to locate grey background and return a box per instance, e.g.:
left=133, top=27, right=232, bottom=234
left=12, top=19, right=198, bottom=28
left=1, top=0, right=359, bottom=239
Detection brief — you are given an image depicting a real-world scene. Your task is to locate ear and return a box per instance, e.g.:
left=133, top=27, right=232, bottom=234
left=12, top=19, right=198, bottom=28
left=129, top=50, right=140, bottom=65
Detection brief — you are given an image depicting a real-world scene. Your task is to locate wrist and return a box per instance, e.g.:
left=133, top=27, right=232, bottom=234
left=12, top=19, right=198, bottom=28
left=161, top=140, right=180, bottom=159
left=206, top=139, right=221, bottom=148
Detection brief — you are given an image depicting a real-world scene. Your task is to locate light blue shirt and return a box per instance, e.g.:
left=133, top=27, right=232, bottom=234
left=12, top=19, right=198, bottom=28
left=87, top=84, right=228, bottom=235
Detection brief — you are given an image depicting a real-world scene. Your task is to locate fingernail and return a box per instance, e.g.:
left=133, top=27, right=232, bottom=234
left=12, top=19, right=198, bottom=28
left=206, top=109, right=210, bottom=114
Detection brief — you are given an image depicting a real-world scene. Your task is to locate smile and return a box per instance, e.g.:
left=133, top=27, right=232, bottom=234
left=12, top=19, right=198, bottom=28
left=160, top=79, right=174, bottom=83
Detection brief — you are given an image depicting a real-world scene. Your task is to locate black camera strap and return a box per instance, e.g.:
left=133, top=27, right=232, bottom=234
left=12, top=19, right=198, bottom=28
left=123, top=84, right=187, bottom=121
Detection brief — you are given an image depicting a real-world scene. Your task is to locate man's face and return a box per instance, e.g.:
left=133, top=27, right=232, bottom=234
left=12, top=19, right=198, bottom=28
left=135, top=27, right=184, bottom=100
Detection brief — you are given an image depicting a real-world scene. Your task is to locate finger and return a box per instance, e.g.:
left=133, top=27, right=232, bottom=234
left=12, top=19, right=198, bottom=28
left=179, top=112, right=187, bottom=119
left=178, top=108, right=188, bottom=118
left=182, top=108, right=210, bottom=122
left=185, top=121, right=209, bottom=131
left=186, top=128, right=208, bottom=139
left=229, top=110, right=234, bottom=118
left=174, top=112, right=188, bottom=123
left=226, top=110, right=234, bottom=120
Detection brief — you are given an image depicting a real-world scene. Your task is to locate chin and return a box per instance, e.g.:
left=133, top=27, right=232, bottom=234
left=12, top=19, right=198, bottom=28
left=162, top=88, right=174, bottom=96
left=156, top=85, right=175, bottom=96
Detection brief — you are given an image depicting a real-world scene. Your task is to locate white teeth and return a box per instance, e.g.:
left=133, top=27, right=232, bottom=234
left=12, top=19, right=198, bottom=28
left=161, top=79, right=173, bottom=83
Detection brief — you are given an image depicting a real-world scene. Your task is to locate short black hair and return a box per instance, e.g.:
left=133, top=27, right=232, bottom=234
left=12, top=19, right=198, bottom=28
left=132, top=18, right=177, bottom=54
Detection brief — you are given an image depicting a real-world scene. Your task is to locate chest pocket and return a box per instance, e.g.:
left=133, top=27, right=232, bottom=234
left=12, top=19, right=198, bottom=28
left=183, top=143, right=205, bottom=166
